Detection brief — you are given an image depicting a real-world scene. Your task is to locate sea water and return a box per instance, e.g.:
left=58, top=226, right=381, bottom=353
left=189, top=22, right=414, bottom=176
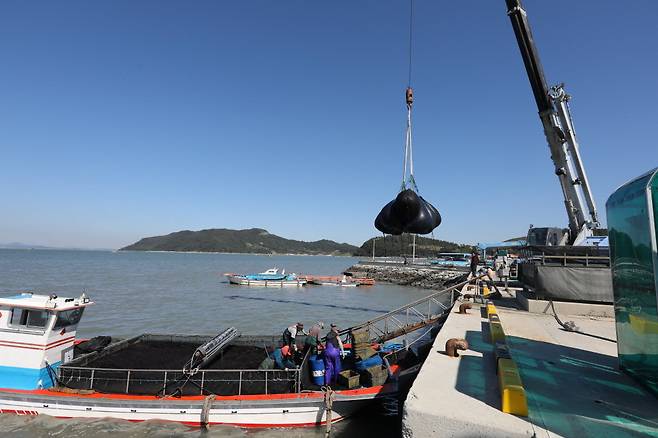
left=0, top=249, right=438, bottom=437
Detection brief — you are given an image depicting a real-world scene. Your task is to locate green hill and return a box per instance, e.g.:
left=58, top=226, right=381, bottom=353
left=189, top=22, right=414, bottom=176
left=354, top=234, right=475, bottom=258
left=120, top=228, right=359, bottom=255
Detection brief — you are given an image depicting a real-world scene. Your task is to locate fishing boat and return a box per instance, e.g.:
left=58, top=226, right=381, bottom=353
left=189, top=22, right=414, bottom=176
left=430, top=253, right=471, bottom=268
left=0, top=291, right=441, bottom=428
left=306, top=275, right=375, bottom=287
left=224, top=268, right=307, bottom=287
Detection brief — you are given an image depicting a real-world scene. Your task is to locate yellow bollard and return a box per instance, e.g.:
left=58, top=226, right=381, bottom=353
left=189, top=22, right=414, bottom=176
left=497, top=358, right=528, bottom=416
left=489, top=320, right=506, bottom=344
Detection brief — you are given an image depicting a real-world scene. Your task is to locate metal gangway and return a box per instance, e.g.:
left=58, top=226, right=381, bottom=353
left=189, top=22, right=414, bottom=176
left=339, top=275, right=489, bottom=344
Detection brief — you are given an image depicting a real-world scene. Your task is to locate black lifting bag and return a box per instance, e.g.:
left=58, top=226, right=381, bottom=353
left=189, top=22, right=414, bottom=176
left=375, top=189, right=441, bottom=235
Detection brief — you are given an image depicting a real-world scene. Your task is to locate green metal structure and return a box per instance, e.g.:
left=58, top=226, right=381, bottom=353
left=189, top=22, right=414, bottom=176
left=607, top=167, right=658, bottom=395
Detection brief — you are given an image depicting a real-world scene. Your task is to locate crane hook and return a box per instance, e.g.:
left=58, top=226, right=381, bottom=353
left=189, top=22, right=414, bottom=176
left=406, top=87, right=414, bottom=109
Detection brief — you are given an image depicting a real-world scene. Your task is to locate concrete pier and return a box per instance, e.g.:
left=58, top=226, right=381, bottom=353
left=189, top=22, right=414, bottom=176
left=401, top=292, right=658, bottom=437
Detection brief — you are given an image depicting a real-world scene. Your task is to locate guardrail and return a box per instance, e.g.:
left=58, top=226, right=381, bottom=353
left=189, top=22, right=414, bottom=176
left=531, top=253, right=610, bottom=267
left=58, top=366, right=302, bottom=396
left=341, top=276, right=479, bottom=344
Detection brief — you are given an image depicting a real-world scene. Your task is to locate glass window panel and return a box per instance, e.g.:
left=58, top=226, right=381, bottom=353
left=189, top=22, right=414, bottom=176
left=54, top=308, right=84, bottom=329
left=26, top=310, right=49, bottom=328
left=10, top=308, right=26, bottom=326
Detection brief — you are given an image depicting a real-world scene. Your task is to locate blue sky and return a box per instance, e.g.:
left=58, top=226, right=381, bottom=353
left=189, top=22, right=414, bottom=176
left=1, top=0, right=656, bottom=249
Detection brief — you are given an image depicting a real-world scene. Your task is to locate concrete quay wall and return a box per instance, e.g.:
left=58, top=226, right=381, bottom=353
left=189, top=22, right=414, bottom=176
left=401, top=304, right=534, bottom=438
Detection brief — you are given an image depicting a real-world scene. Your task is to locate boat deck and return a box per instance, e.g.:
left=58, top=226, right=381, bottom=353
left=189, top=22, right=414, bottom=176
left=83, top=340, right=266, bottom=370
left=402, top=291, right=658, bottom=437
left=60, top=334, right=299, bottom=396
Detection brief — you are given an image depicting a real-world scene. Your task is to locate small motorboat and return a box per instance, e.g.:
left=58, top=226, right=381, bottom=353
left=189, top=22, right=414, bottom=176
left=224, top=268, right=307, bottom=287
left=430, top=253, right=471, bottom=268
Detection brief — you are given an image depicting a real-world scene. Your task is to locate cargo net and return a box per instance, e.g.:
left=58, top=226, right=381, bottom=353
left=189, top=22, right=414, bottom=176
left=57, top=366, right=301, bottom=396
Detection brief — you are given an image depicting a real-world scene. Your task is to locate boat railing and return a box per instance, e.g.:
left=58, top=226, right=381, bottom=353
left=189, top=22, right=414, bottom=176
left=57, top=365, right=303, bottom=396
left=338, top=276, right=477, bottom=344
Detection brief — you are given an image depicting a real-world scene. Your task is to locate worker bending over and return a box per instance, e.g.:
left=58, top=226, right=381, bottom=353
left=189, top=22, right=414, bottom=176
left=272, top=345, right=295, bottom=370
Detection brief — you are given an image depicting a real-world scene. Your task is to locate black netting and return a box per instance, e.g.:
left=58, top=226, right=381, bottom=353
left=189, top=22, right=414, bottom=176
left=59, top=336, right=299, bottom=396
left=58, top=367, right=299, bottom=396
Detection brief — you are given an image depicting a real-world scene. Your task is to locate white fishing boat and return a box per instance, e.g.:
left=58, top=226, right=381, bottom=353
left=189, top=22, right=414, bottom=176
left=0, top=291, right=440, bottom=428
left=224, top=268, right=307, bottom=287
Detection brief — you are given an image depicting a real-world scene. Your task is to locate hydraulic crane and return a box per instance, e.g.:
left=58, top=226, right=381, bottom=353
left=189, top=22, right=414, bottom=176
left=505, top=0, right=600, bottom=246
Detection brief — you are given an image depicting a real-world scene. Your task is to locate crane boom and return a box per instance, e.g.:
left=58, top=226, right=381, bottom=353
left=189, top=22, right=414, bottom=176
left=505, top=0, right=599, bottom=245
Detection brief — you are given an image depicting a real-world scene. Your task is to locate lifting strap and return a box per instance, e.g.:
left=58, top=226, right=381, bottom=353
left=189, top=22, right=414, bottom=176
left=401, top=87, right=418, bottom=192
left=401, top=0, right=417, bottom=193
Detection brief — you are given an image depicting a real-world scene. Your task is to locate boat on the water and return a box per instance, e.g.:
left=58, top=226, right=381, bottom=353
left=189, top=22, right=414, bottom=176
left=0, top=292, right=436, bottom=428
left=224, top=268, right=307, bottom=287
left=430, top=253, right=471, bottom=268
left=306, top=275, right=375, bottom=287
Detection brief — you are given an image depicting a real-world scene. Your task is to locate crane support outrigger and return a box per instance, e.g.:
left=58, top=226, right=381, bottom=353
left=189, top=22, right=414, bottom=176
left=506, top=0, right=599, bottom=245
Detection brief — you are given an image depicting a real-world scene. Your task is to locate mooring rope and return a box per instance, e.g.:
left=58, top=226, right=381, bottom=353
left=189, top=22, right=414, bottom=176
left=322, top=385, right=336, bottom=437
left=549, top=299, right=616, bottom=343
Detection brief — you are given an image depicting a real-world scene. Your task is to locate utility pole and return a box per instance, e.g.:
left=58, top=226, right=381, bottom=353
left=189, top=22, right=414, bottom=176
left=412, top=234, right=416, bottom=263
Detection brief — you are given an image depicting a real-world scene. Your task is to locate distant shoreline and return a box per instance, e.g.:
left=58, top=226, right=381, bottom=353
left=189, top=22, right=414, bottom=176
left=0, top=247, right=358, bottom=257
left=118, top=249, right=357, bottom=257
left=0, top=246, right=112, bottom=252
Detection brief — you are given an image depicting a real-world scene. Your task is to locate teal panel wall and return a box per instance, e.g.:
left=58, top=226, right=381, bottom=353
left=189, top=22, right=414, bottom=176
left=606, top=168, right=658, bottom=395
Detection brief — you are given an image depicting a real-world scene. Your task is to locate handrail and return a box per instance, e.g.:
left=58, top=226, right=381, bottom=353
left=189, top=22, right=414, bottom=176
left=339, top=274, right=483, bottom=336
left=61, top=365, right=302, bottom=396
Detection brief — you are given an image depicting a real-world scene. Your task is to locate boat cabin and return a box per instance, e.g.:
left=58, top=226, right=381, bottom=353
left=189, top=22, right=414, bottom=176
left=0, top=292, right=93, bottom=390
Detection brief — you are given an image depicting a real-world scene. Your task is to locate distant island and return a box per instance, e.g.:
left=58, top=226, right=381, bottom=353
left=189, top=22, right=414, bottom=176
left=120, top=228, right=359, bottom=256
left=353, top=235, right=475, bottom=257
left=121, top=228, right=474, bottom=257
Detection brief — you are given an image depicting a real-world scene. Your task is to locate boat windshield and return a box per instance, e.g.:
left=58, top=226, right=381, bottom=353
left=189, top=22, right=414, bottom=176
left=54, top=308, right=85, bottom=329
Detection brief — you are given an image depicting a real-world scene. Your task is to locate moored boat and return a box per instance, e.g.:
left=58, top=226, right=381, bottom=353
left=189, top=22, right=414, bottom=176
left=0, top=292, right=436, bottom=428
left=306, top=275, right=375, bottom=287
left=224, top=268, right=307, bottom=287
left=430, top=253, right=471, bottom=268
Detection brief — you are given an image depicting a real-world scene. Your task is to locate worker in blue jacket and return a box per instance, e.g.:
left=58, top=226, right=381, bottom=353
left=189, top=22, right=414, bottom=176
left=272, top=345, right=295, bottom=370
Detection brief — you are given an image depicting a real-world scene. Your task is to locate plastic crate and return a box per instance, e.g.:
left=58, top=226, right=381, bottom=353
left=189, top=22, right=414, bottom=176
left=360, top=365, right=388, bottom=387
left=338, top=369, right=360, bottom=389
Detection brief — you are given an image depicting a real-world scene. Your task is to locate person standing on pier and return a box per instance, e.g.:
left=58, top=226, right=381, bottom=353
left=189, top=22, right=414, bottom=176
left=324, top=323, right=345, bottom=386
left=470, top=250, right=480, bottom=278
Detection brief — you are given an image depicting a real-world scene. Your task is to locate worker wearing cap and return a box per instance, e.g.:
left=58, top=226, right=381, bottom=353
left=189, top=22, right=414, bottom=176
left=302, top=321, right=325, bottom=357
left=272, top=345, right=295, bottom=370
left=283, top=322, right=307, bottom=350
left=323, top=323, right=345, bottom=386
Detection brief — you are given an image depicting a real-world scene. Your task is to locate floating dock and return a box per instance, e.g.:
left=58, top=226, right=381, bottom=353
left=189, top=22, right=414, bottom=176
left=402, top=290, right=658, bottom=437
